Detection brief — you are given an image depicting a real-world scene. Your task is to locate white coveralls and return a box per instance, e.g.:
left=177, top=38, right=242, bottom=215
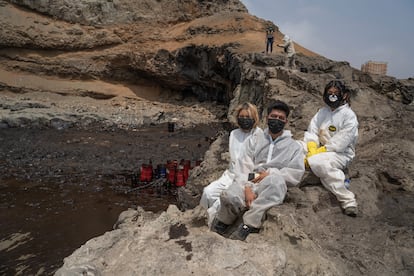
left=200, top=127, right=263, bottom=226
left=282, top=35, right=296, bottom=68
left=304, top=104, right=358, bottom=209
left=216, top=129, right=305, bottom=228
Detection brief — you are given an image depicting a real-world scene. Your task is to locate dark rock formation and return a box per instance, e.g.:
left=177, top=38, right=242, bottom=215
left=9, top=0, right=247, bottom=25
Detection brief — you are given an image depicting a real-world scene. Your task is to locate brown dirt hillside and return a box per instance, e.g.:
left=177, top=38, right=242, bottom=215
left=0, top=0, right=317, bottom=90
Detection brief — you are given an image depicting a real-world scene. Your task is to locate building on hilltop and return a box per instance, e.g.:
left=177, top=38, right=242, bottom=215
left=361, top=61, right=387, bottom=75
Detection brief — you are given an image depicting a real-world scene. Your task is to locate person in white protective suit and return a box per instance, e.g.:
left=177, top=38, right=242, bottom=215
left=303, top=80, right=359, bottom=216
left=200, top=102, right=263, bottom=227
left=277, top=35, right=296, bottom=68
left=211, top=100, right=305, bottom=241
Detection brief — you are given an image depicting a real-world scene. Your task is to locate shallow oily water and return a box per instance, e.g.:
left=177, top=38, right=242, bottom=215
left=0, top=178, right=157, bottom=274
left=0, top=123, right=222, bottom=275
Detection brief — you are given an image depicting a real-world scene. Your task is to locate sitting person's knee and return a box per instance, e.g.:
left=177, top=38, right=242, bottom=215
left=220, top=190, right=242, bottom=208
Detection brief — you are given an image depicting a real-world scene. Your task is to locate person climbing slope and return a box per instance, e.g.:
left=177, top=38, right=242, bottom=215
left=277, top=34, right=296, bottom=68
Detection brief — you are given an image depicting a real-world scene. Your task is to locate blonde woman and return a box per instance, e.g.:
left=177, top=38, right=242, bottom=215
left=200, top=103, right=263, bottom=227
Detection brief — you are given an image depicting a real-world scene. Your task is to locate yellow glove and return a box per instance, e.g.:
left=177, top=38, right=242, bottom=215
left=306, top=141, right=318, bottom=158
left=316, top=146, right=326, bottom=154
left=307, top=141, right=317, bottom=152
left=305, top=142, right=327, bottom=169
left=306, top=143, right=327, bottom=159
left=305, top=146, right=327, bottom=170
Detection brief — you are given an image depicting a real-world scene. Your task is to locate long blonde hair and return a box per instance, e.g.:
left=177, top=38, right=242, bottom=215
left=234, top=102, right=259, bottom=128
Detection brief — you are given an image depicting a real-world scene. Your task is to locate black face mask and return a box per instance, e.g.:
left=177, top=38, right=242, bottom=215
left=237, top=117, right=254, bottom=130
left=323, top=93, right=343, bottom=109
left=268, top=119, right=285, bottom=134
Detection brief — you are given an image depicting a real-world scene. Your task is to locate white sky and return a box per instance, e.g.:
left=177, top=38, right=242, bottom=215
left=241, top=0, right=414, bottom=79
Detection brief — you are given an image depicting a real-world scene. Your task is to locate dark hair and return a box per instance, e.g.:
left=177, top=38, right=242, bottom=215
left=267, top=100, right=290, bottom=118
left=324, top=80, right=346, bottom=93
left=323, top=80, right=350, bottom=103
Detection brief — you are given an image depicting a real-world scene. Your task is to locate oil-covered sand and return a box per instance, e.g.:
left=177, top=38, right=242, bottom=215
left=0, top=123, right=221, bottom=274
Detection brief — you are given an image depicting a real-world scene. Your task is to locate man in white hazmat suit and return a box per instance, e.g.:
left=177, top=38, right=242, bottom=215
left=304, top=80, right=358, bottom=216
left=277, top=35, right=296, bottom=68
left=200, top=103, right=263, bottom=227
left=212, top=100, right=305, bottom=241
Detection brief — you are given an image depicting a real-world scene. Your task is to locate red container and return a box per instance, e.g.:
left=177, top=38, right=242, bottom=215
left=166, top=160, right=178, bottom=185
left=175, top=168, right=186, bottom=187
left=167, top=167, right=176, bottom=184
left=140, top=164, right=153, bottom=182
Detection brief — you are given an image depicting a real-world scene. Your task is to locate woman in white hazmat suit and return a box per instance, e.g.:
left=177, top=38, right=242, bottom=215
left=304, top=80, right=358, bottom=216
left=200, top=102, right=263, bottom=227
left=212, top=100, right=305, bottom=241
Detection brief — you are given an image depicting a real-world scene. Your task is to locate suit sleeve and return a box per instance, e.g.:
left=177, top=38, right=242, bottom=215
left=304, top=111, right=321, bottom=146
left=267, top=141, right=305, bottom=186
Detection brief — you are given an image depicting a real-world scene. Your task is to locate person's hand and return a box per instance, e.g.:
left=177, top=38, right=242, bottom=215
left=252, top=171, right=269, bottom=183
left=245, top=186, right=256, bottom=208
left=307, top=141, right=318, bottom=156
left=316, top=146, right=326, bottom=154
left=318, top=129, right=331, bottom=145
left=306, top=145, right=327, bottom=160
left=307, top=141, right=327, bottom=158
left=305, top=145, right=326, bottom=169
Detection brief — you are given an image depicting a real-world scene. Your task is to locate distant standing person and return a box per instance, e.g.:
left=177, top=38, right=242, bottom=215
left=277, top=35, right=296, bottom=68
left=265, top=28, right=274, bottom=54
left=303, top=80, right=358, bottom=217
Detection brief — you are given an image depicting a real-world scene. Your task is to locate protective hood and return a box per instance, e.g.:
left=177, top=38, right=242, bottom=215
left=265, top=129, right=293, bottom=142
left=283, top=35, right=290, bottom=41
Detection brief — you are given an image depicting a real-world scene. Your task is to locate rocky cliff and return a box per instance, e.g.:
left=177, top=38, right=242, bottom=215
left=1, top=0, right=413, bottom=275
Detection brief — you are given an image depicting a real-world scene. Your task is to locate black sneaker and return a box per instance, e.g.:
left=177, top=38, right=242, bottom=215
left=344, top=206, right=358, bottom=217
left=229, top=224, right=259, bottom=241
left=211, top=218, right=230, bottom=236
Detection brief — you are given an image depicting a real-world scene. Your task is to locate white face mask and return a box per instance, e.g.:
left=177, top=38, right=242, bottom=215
left=324, top=92, right=343, bottom=108
left=328, top=94, right=338, bottom=102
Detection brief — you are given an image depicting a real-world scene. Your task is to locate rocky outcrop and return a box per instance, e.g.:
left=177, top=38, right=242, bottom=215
left=0, top=0, right=122, bottom=49
left=55, top=205, right=341, bottom=276
left=8, top=0, right=247, bottom=26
